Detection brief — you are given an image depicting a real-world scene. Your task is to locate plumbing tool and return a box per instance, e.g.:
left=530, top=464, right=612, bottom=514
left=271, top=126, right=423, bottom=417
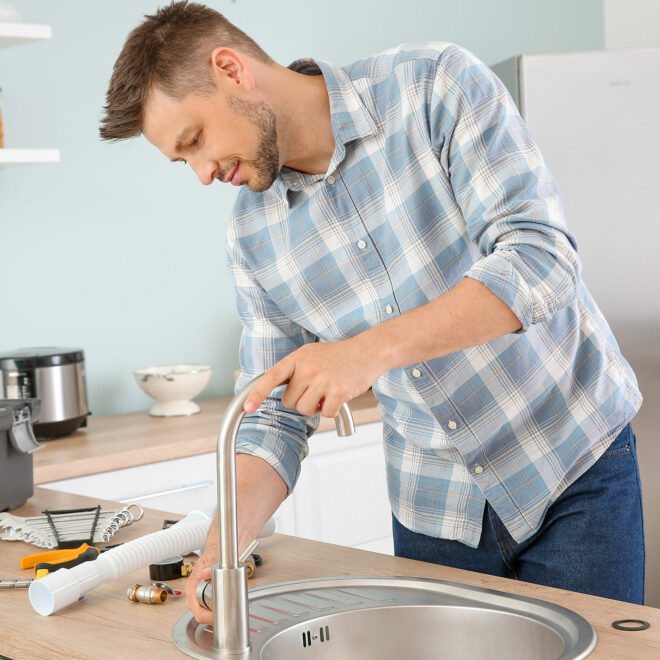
left=127, top=581, right=182, bottom=604
left=20, top=543, right=100, bottom=578
left=149, top=555, right=196, bottom=581
left=127, top=583, right=169, bottom=604
left=0, top=504, right=143, bottom=549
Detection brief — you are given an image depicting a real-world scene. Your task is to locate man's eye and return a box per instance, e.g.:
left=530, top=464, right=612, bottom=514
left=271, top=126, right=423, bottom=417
left=191, top=134, right=200, bottom=146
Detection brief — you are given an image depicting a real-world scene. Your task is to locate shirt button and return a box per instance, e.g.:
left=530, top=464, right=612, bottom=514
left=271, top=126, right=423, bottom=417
left=474, top=465, right=484, bottom=474
left=385, top=304, right=393, bottom=314
left=357, top=239, right=367, bottom=250
left=326, top=175, right=335, bottom=184
left=447, top=420, right=457, bottom=430
left=411, top=368, right=422, bottom=378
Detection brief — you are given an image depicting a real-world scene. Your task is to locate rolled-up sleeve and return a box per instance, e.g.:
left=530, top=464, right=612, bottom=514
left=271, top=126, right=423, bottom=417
left=227, top=236, right=320, bottom=494
left=430, top=45, right=581, bottom=330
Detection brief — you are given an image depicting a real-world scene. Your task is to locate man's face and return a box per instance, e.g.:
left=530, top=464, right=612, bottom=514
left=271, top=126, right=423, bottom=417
left=143, top=85, right=280, bottom=192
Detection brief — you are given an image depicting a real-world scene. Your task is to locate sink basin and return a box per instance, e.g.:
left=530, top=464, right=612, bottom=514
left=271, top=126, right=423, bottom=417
left=172, top=576, right=596, bottom=659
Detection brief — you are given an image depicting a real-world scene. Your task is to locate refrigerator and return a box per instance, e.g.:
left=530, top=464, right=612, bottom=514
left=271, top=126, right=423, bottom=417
left=492, top=49, right=660, bottom=606
left=492, top=49, right=660, bottom=328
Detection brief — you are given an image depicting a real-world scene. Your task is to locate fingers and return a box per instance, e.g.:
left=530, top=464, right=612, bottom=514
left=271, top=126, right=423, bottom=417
left=244, top=361, right=293, bottom=414
left=243, top=343, right=360, bottom=418
left=295, top=385, right=326, bottom=416
left=320, top=395, right=343, bottom=419
left=185, top=560, right=214, bottom=625
left=281, top=377, right=308, bottom=410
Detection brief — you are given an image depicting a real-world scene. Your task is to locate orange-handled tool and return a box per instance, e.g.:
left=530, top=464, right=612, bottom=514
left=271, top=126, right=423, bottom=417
left=20, top=543, right=100, bottom=578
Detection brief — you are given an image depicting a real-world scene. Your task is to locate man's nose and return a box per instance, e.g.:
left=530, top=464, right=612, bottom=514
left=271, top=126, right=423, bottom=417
left=190, top=159, right=217, bottom=186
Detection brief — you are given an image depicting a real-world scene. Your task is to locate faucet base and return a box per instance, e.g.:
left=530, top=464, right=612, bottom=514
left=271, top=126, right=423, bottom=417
left=211, top=565, right=251, bottom=654
left=173, top=612, right=250, bottom=659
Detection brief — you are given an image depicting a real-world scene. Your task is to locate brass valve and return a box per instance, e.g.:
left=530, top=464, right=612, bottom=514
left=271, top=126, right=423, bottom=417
left=127, top=583, right=168, bottom=604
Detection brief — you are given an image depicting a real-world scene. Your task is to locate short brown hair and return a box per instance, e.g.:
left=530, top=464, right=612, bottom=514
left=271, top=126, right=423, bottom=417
left=99, top=1, right=272, bottom=141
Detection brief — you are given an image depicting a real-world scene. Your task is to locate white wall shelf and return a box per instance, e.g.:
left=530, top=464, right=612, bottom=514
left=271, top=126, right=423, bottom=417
left=0, top=21, right=51, bottom=48
left=0, top=148, right=60, bottom=165
left=0, top=21, right=57, bottom=164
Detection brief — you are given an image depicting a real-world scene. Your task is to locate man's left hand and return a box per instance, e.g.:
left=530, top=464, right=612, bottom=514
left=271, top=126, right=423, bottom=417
left=243, top=336, right=381, bottom=418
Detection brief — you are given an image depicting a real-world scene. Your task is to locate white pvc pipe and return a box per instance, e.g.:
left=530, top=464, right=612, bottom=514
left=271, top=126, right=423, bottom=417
left=29, top=508, right=213, bottom=616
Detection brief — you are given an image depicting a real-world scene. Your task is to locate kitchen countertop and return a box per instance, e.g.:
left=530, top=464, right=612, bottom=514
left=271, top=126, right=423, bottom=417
left=0, top=489, right=658, bottom=659
left=33, top=390, right=380, bottom=484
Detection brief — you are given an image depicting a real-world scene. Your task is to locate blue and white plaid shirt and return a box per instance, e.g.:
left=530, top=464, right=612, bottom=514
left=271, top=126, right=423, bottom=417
left=228, top=43, right=641, bottom=547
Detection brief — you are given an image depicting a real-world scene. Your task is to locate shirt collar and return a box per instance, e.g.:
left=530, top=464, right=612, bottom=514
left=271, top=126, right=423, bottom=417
left=277, top=57, right=379, bottom=193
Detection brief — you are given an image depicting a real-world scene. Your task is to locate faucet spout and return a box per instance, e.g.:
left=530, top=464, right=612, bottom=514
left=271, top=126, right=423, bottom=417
left=212, top=375, right=355, bottom=655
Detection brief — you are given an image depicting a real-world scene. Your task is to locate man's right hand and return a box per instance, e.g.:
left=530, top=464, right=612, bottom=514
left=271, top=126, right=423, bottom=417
left=185, top=524, right=219, bottom=625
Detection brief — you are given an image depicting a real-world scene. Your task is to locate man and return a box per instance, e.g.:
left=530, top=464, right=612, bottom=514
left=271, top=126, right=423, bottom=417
left=100, top=1, right=645, bottom=624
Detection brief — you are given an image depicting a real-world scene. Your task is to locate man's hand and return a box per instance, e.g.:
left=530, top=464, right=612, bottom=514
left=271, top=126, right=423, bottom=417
left=185, top=521, right=218, bottom=625
left=244, top=336, right=382, bottom=417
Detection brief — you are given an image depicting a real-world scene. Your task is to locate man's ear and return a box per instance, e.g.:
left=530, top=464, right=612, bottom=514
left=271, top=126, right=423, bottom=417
left=210, top=47, right=255, bottom=91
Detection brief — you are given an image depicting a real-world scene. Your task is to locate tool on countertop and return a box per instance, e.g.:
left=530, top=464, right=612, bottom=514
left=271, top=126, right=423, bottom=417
left=0, top=503, right=143, bottom=549
left=149, top=555, right=196, bottom=581
left=1, top=578, right=35, bottom=589
left=127, top=581, right=181, bottom=604
left=21, top=543, right=100, bottom=578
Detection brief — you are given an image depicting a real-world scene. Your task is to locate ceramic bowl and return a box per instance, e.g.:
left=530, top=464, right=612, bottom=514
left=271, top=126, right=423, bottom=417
left=133, top=364, right=212, bottom=416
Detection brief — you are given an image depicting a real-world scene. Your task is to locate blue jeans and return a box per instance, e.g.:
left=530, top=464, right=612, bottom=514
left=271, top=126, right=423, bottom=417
left=392, top=423, right=645, bottom=604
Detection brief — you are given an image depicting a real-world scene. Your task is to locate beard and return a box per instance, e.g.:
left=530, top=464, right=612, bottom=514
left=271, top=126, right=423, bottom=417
left=226, top=96, right=280, bottom=192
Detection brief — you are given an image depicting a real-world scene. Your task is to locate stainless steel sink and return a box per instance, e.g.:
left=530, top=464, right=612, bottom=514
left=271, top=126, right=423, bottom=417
left=172, top=575, right=597, bottom=659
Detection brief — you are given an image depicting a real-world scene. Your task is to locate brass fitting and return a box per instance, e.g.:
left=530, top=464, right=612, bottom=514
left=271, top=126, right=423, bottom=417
left=127, top=583, right=168, bottom=604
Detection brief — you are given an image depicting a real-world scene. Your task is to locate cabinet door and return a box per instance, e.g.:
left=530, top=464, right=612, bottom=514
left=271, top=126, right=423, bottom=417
left=289, top=422, right=393, bottom=552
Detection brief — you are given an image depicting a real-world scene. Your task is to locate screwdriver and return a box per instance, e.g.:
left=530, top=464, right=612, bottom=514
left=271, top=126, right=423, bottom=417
left=20, top=542, right=100, bottom=578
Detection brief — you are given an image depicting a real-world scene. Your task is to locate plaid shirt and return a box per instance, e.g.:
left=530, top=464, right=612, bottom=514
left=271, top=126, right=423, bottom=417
left=228, top=43, right=641, bottom=547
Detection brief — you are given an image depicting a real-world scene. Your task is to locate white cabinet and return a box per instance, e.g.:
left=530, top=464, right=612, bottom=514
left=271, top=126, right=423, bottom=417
left=43, top=421, right=393, bottom=554
left=274, top=422, right=393, bottom=555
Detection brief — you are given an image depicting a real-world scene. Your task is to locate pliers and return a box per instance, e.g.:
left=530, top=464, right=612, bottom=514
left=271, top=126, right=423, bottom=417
left=20, top=542, right=100, bottom=578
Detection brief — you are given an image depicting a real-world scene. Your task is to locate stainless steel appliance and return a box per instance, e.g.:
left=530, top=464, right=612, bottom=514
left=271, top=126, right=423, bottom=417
left=0, top=347, right=89, bottom=439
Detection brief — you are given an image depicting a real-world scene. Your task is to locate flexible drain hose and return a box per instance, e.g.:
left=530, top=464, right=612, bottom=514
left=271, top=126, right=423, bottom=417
left=29, top=508, right=213, bottom=616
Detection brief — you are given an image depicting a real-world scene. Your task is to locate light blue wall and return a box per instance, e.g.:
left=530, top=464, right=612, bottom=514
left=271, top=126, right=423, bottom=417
left=0, top=1, right=604, bottom=416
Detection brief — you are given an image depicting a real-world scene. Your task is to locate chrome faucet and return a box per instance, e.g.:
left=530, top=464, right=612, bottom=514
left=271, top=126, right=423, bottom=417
left=202, top=376, right=355, bottom=655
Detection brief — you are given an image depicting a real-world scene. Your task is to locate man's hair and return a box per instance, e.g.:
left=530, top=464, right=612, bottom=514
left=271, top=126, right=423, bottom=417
left=99, top=1, right=272, bottom=141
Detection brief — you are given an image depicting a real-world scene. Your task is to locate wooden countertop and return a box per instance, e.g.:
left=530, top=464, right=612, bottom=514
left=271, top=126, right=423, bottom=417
left=33, top=391, right=381, bottom=484
left=0, top=489, right=658, bottom=659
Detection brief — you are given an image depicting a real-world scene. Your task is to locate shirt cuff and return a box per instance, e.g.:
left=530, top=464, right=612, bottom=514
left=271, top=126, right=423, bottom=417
left=235, top=413, right=318, bottom=495
left=464, top=250, right=534, bottom=331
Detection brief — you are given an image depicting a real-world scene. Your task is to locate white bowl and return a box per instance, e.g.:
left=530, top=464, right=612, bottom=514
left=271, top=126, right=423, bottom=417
left=133, top=364, right=212, bottom=416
